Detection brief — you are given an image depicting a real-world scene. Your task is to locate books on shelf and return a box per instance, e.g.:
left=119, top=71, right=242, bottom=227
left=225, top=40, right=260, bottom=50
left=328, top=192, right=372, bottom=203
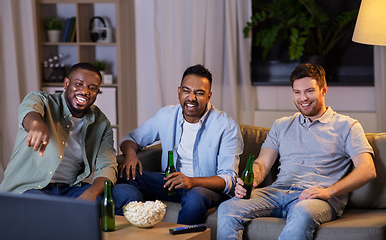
left=61, top=18, right=71, bottom=42
left=61, top=17, right=76, bottom=42
left=70, top=19, right=76, bottom=42
left=67, top=17, right=76, bottom=42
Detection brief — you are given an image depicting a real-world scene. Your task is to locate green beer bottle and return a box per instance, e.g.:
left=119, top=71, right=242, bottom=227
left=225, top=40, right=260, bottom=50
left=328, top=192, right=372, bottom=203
left=165, top=150, right=177, bottom=196
left=241, top=154, right=254, bottom=199
left=101, top=180, right=115, bottom=231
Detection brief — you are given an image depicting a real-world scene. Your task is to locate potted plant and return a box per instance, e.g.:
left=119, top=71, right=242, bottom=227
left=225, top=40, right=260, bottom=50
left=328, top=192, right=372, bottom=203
left=44, top=16, right=64, bottom=42
left=244, top=0, right=358, bottom=64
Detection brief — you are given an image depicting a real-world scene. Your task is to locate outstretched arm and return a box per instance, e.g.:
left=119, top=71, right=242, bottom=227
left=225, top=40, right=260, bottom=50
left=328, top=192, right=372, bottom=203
left=23, top=112, right=50, bottom=156
left=299, top=152, right=376, bottom=201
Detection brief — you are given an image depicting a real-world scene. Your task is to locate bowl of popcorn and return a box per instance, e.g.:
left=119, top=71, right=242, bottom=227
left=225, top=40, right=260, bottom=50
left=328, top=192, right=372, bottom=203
left=123, top=200, right=167, bottom=228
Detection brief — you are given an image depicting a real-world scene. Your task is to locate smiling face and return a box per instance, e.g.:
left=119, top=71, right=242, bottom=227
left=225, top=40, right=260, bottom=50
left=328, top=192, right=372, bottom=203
left=63, top=68, right=101, bottom=118
left=178, top=74, right=212, bottom=123
left=293, top=77, right=327, bottom=122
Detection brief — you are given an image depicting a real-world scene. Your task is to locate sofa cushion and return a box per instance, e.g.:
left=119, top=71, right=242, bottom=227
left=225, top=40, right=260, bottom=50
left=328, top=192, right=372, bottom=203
left=313, top=209, right=386, bottom=240
left=347, top=133, right=386, bottom=209
left=163, top=201, right=180, bottom=223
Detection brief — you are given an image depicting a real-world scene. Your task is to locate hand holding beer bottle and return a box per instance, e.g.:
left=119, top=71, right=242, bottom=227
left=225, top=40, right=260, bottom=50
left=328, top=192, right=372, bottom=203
left=241, top=154, right=254, bottom=199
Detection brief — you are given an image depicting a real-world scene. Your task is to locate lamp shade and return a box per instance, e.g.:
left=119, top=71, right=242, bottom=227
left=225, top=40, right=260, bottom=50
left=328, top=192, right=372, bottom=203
left=352, top=0, right=386, bottom=46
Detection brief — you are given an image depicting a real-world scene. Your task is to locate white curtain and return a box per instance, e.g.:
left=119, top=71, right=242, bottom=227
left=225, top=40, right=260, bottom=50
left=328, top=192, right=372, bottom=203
left=0, top=0, right=39, bottom=182
left=134, top=0, right=254, bottom=126
left=374, top=46, right=386, bottom=132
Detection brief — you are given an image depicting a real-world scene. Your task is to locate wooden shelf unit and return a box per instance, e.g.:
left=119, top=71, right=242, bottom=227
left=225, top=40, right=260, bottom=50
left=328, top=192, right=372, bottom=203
left=34, top=0, right=137, bottom=152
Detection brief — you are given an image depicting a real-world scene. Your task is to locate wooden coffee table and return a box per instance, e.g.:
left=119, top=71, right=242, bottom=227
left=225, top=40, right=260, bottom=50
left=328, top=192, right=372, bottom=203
left=102, top=215, right=210, bottom=240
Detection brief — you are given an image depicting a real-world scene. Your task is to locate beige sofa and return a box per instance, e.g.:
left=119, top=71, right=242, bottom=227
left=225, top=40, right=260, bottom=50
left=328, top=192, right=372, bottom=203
left=122, top=124, right=386, bottom=240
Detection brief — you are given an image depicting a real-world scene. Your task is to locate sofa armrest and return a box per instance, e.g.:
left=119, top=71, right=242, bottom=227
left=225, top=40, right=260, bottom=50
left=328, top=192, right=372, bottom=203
left=117, top=144, right=162, bottom=173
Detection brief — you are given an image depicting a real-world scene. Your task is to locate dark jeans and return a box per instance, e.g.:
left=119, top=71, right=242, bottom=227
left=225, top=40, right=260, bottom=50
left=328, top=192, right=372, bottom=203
left=23, top=182, right=134, bottom=216
left=117, top=170, right=229, bottom=224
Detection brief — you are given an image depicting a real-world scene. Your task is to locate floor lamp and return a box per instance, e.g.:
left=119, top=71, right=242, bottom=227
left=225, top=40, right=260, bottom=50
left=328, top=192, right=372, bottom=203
left=352, top=0, right=386, bottom=133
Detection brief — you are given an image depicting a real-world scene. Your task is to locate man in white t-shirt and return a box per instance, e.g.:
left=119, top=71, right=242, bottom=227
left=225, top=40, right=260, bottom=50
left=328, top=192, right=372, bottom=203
left=118, top=64, right=243, bottom=224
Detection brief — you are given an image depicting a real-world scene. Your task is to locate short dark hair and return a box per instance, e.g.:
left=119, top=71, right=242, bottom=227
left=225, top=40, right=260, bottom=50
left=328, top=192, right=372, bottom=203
left=290, top=63, right=326, bottom=89
left=181, top=64, right=212, bottom=87
left=68, top=62, right=102, bottom=83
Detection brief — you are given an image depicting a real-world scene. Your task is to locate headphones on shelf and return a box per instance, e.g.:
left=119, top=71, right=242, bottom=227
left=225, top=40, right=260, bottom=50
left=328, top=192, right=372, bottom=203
left=89, top=16, right=107, bottom=42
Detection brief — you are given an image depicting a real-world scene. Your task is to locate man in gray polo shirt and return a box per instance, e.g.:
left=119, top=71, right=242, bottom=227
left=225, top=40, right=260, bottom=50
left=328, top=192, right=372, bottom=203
left=217, top=63, right=376, bottom=240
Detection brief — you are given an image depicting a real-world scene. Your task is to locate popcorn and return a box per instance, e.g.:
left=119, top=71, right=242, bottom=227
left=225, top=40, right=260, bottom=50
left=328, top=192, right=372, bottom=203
left=123, top=200, right=166, bottom=228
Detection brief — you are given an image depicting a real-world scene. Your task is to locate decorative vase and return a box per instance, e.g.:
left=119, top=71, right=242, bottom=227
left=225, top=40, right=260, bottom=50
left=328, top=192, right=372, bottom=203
left=47, top=30, right=61, bottom=42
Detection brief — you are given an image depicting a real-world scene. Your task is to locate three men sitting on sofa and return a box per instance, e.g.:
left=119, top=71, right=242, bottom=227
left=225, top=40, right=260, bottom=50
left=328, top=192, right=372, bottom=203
left=0, top=62, right=376, bottom=239
left=217, top=63, right=376, bottom=240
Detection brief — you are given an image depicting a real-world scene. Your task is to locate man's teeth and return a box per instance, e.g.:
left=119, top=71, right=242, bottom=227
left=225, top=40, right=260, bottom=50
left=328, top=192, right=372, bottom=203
left=301, top=103, right=310, bottom=107
left=187, top=103, right=195, bottom=107
left=76, top=96, right=87, bottom=103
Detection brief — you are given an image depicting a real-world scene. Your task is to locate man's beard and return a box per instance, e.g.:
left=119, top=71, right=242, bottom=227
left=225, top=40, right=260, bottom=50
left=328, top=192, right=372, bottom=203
left=296, top=101, right=322, bottom=118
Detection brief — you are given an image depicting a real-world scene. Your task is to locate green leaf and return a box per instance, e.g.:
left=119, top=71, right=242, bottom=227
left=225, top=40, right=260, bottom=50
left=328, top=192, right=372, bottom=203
left=261, top=10, right=267, bottom=19
left=298, top=37, right=307, bottom=45
left=291, top=27, right=299, bottom=36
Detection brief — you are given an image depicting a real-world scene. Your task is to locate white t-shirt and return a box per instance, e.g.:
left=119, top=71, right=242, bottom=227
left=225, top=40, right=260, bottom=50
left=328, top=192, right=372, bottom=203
left=176, top=121, right=200, bottom=177
left=51, top=116, right=84, bottom=184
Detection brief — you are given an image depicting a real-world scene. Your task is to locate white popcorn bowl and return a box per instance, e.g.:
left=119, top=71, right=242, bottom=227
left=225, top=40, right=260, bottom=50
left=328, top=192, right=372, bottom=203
left=123, top=200, right=166, bottom=228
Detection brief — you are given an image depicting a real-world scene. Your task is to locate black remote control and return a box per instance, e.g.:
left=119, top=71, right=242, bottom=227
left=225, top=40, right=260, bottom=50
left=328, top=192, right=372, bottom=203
left=169, top=223, right=207, bottom=235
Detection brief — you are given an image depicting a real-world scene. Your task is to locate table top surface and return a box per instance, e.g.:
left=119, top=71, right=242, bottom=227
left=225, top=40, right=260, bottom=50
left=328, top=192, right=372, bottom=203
left=102, top=215, right=210, bottom=240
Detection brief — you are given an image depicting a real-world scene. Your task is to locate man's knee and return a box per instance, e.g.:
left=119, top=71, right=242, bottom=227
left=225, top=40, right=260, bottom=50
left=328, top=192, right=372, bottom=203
left=111, top=183, right=144, bottom=216
left=183, top=186, right=225, bottom=206
left=280, top=200, right=334, bottom=240
left=218, top=197, right=239, bottom=216
left=287, top=199, right=334, bottom=224
left=182, top=187, right=209, bottom=206
left=112, top=183, right=143, bottom=202
left=178, top=187, right=214, bottom=224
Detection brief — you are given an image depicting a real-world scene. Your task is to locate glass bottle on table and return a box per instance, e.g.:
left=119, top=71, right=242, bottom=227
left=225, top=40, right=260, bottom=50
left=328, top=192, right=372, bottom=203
left=101, top=180, right=115, bottom=231
left=241, top=154, right=254, bottom=199
left=165, top=150, right=177, bottom=197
